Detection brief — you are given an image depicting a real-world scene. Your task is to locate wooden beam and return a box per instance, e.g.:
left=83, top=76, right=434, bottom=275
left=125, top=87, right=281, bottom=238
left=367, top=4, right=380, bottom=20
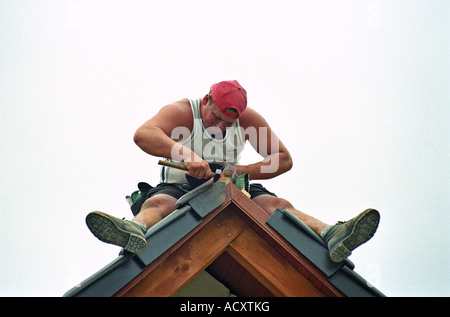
left=227, top=227, right=324, bottom=297
left=228, top=184, right=343, bottom=297
left=119, top=208, right=248, bottom=297
left=207, top=251, right=274, bottom=297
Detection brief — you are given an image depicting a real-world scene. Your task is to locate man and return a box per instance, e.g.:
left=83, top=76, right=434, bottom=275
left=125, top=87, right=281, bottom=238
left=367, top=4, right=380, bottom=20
left=86, top=80, right=380, bottom=263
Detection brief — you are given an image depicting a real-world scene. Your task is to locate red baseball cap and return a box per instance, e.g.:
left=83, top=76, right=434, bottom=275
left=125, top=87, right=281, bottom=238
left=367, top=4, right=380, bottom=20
left=210, top=80, right=247, bottom=119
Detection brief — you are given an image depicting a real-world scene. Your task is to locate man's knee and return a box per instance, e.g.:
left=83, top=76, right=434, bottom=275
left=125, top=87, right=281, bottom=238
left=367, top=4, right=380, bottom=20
left=141, top=194, right=176, bottom=215
left=253, top=195, right=293, bottom=214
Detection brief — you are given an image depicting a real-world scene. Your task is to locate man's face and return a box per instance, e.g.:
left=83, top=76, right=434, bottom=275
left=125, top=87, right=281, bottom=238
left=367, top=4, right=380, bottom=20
left=202, top=98, right=237, bottom=133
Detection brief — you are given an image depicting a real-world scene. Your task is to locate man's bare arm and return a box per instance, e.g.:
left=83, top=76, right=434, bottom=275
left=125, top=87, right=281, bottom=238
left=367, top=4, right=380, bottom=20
left=133, top=101, right=211, bottom=179
left=236, top=107, right=293, bottom=180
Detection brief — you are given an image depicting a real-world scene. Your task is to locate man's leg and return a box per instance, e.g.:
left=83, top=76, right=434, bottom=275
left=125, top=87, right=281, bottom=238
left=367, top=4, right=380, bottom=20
left=252, top=194, right=380, bottom=263
left=133, top=194, right=178, bottom=229
left=86, top=194, right=177, bottom=253
left=252, top=194, right=328, bottom=235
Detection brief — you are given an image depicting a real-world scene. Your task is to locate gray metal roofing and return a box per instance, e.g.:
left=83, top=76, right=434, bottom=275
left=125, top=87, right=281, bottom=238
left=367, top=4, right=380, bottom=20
left=64, top=204, right=200, bottom=297
left=64, top=181, right=384, bottom=297
left=266, top=208, right=385, bottom=297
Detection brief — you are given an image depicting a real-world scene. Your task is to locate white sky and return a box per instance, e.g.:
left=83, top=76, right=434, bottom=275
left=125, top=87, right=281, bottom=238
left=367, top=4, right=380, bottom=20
left=0, top=0, right=448, bottom=297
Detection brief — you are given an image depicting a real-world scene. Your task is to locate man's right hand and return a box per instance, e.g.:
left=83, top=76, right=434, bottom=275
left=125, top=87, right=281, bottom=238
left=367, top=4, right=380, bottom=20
left=183, top=154, right=212, bottom=179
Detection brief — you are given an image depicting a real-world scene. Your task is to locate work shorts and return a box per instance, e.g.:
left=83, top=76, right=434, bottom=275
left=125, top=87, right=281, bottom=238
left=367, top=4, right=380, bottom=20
left=145, top=182, right=277, bottom=201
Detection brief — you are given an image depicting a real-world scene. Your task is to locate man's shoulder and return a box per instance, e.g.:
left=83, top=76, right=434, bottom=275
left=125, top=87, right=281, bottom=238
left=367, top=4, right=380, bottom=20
left=165, top=98, right=191, bottom=112
left=158, top=98, right=194, bottom=130
left=158, top=98, right=192, bottom=118
left=239, top=107, right=270, bottom=129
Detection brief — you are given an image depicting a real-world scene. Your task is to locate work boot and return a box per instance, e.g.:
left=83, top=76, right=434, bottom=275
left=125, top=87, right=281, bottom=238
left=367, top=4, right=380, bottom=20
left=86, top=211, right=147, bottom=254
left=321, top=208, right=380, bottom=263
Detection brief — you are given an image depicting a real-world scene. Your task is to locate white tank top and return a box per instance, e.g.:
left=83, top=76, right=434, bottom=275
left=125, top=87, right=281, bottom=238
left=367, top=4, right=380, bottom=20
left=160, top=98, right=246, bottom=184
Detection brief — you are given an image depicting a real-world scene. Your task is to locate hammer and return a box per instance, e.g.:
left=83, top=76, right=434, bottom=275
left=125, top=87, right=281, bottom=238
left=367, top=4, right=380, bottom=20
left=157, top=160, right=234, bottom=178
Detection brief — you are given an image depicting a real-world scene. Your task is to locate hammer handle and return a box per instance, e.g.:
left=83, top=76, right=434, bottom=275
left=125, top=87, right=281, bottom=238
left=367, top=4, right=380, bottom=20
left=157, top=160, right=217, bottom=176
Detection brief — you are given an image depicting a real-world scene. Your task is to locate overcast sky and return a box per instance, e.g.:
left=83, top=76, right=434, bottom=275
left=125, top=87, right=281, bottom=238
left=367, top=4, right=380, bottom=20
left=1, top=0, right=448, bottom=297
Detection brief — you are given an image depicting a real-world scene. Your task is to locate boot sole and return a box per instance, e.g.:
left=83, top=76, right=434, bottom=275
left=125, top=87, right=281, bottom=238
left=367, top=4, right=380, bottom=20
left=330, top=208, right=380, bottom=262
left=86, top=212, right=147, bottom=254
